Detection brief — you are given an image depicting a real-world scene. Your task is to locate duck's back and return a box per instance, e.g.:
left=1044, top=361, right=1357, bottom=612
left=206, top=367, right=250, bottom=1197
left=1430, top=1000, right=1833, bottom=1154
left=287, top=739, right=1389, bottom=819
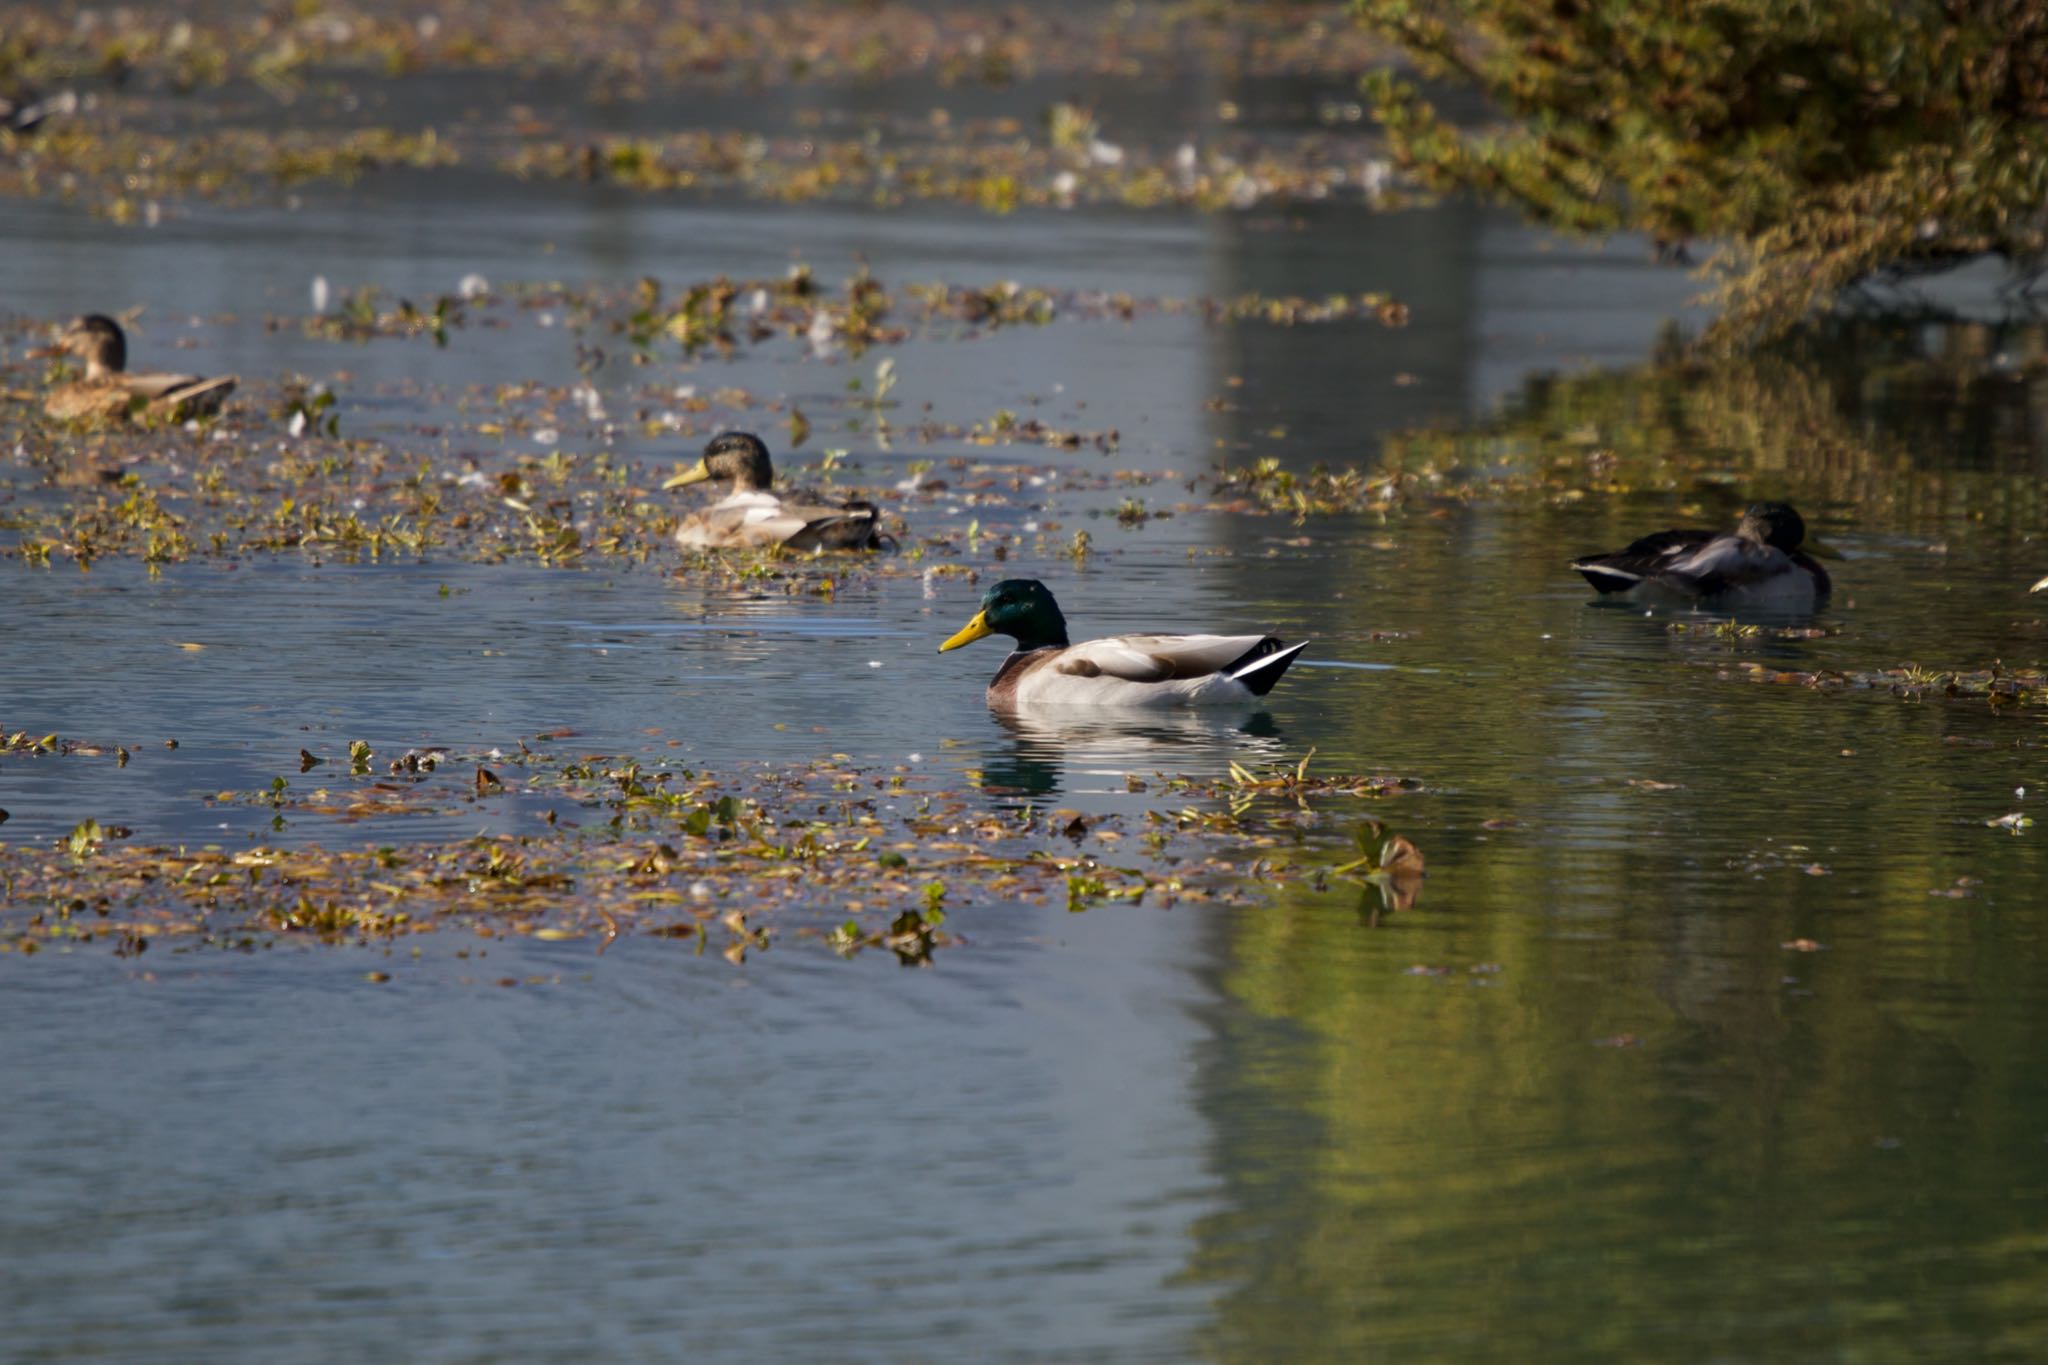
left=994, top=632, right=1299, bottom=708
left=1572, top=528, right=1715, bottom=593
left=1577, top=528, right=1825, bottom=604
left=123, top=372, right=236, bottom=416
left=45, top=373, right=236, bottom=423
left=676, top=489, right=883, bottom=550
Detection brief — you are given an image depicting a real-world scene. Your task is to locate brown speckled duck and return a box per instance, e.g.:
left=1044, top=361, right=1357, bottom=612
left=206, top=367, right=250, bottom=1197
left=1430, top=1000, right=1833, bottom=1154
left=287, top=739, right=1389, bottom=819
left=42, top=314, right=237, bottom=423
left=661, top=431, right=889, bottom=552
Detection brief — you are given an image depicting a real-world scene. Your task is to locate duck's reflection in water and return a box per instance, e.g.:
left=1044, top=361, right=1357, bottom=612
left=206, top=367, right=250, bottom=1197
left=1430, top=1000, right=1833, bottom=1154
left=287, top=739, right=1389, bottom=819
left=976, top=706, right=1293, bottom=809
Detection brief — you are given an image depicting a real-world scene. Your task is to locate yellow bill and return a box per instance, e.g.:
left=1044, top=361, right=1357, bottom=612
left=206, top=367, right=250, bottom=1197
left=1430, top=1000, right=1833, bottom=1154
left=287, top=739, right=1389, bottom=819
left=661, top=459, right=712, bottom=490
left=938, top=610, right=993, bottom=652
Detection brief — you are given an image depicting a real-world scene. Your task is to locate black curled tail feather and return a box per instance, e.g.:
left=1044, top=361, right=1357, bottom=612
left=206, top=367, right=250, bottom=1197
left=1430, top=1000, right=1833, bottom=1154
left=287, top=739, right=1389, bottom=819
left=1572, top=557, right=1645, bottom=594
left=839, top=499, right=897, bottom=552
left=1226, top=638, right=1307, bottom=698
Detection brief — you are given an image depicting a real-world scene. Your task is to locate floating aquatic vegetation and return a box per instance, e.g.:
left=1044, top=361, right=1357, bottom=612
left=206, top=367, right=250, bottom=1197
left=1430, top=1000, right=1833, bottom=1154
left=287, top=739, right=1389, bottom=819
left=504, top=121, right=1387, bottom=216
left=1712, top=659, right=2048, bottom=711
left=0, top=2, right=1391, bottom=95
left=0, top=0, right=1415, bottom=219
left=366, top=268, right=1414, bottom=366
left=289, top=288, right=469, bottom=346
left=3, top=72, right=1403, bottom=219
left=0, top=121, right=456, bottom=214
left=1, top=730, right=135, bottom=772
left=0, top=347, right=1198, bottom=569
left=0, top=752, right=1431, bottom=963
left=1206, top=457, right=1452, bottom=518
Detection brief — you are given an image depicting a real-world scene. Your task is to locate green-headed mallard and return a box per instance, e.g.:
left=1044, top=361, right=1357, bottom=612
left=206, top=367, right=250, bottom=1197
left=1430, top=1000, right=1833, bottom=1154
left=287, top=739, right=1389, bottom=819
left=939, top=578, right=1307, bottom=708
left=42, top=314, right=237, bottom=423
left=661, top=431, right=888, bottom=552
left=1572, top=502, right=1831, bottom=607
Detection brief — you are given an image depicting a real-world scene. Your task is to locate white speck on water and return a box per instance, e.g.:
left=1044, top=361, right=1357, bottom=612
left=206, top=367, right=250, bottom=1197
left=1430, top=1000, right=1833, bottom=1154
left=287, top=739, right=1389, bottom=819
left=689, top=880, right=712, bottom=901
left=538, top=312, right=556, bottom=328
left=908, top=753, right=923, bottom=763
left=807, top=310, right=840, bottom=358
left=310, top=275, right=330, bottom=312
left=1361, top=158, right=1392, bottom=201
left=287, top=409, right=307, bottom=438
left=458, top=272, right=490, bottom=300
left=534, top=428, right=560, bottom=446
left=1023, top=520, right=1040, bottom=532
left=868, top=660, right=883, bottom=668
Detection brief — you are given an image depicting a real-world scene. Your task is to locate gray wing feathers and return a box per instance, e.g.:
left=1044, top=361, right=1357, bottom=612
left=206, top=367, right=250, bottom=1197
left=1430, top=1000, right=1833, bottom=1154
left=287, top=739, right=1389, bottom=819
left=1062, top=634, right=1274, bottom=682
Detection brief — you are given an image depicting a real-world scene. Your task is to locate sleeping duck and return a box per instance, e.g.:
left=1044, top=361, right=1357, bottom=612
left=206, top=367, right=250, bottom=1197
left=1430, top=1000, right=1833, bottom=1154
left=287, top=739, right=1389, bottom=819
left=1572, top=502, right=1831, bottom=608
left=42, top=314, right=237, bottom=423
left=938, top=578, right=1307, bottom=709
left=661, top=431, right=889, bottom=552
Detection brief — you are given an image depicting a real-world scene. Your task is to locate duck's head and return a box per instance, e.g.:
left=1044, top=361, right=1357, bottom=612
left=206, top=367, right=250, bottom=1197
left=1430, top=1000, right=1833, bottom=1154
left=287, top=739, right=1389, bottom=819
left=1737, top=501, right=1808, bottom=552
left=662, top=431, right=773, bottom=492
left=54, top=314, right=126, bottom=380
left=939, top=578, right=1071, bottom=653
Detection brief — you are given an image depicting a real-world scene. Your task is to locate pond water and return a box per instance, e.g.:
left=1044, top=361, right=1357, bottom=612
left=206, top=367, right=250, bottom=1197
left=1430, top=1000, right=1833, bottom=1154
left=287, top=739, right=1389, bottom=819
left=6, top=55, right=2048, bottom=1365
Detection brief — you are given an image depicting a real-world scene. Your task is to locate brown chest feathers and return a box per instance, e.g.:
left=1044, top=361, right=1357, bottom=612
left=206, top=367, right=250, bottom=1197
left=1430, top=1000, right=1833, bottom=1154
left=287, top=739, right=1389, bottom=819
left=985, top=648, right=1062, bottom=707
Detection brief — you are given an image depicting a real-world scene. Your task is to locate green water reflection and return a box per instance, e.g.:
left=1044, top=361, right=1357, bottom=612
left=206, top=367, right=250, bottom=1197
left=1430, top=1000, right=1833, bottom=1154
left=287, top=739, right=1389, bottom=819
left=1182, top=316, right=2048, bottom=1361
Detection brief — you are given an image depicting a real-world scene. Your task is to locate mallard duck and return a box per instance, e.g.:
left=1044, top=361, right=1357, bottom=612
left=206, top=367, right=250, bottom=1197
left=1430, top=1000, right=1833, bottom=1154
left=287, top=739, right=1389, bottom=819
left=41, top=314, right=237, bottom=423
left=938, top=578, right=1307, bottom=708
left=1572, top=502, right=1831, bottom=607
left=661, top=431, right=888, bottom=551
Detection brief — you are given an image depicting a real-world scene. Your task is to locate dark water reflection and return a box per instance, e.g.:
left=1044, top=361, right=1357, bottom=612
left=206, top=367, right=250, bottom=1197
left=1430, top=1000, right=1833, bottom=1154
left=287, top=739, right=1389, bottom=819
left=7, top=128, right=2048, bottom=1362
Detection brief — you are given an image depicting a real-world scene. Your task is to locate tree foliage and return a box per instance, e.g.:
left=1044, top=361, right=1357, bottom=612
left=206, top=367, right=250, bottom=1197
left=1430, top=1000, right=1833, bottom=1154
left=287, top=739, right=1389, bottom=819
left=1356, top=1, right=2048, bottom=345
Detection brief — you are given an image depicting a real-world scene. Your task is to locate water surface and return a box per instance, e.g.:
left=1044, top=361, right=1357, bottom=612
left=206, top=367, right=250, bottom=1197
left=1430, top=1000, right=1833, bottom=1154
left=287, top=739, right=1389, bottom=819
left=6, top=76, right=2048, bottom=1365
